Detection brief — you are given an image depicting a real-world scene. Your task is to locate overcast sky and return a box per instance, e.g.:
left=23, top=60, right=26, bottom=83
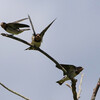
left=0, top=0, right=100, bottom=100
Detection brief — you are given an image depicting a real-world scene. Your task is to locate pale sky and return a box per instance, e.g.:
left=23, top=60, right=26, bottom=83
left=0, top=0, right=100, bottom=100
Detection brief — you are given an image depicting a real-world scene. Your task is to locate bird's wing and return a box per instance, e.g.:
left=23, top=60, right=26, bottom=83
left=40, top=18, right=56, bottom=38
left=28, top=14, right=36, bottom=35
left=7, top=23, right=30, bottom=29
left=56, top=64, right=76, bottom=75
left=11, top=18, right=28, bottom=23
left=56, top=64, right=75, bottom=70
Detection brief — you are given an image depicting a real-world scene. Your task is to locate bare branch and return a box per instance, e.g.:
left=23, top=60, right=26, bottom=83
left=1, top=33, right=68, bottom=76
left=71, top=79, right=78, bottom=100
left=37, top=48, right=78, bottom=100
left=66, top=74, right=84, bottom=100
left=77, top=73, right=84, bottom=99
left=0, top=82, right=30, bottom=100
left=91, top=78, right=100, bottom=100
left=1, top=33, right=31, bottom=46
left=37, top=48, right=68, bottom=75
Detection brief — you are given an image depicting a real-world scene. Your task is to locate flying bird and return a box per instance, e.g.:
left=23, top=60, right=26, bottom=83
left=56, top=64, right=83, bottom=85
left=0, top=18, right=30, bottom=35
left=25, top=15, right=56, bottom=50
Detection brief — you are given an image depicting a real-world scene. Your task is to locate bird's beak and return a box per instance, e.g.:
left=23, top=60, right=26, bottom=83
left=0, top=23, right=2, bottom=26
left=78, top=67, right=84, bottom=72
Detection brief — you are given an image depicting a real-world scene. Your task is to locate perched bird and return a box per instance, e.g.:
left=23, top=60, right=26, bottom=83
left=0, top=18, right=30, bottom=35
left=25, top=15, right=56, bottom=50
left=56, top=64, right=83, bottom=85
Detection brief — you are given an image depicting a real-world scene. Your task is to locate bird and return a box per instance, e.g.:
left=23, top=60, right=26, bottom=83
left=0, top=18, right=30, bottom=35
left=56, top=64, right=83, bottom=85
left=25, top=15, right=56, bottom=50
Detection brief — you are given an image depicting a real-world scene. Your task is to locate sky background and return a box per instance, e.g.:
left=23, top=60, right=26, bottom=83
left=0, top=0, right=100, bottom=100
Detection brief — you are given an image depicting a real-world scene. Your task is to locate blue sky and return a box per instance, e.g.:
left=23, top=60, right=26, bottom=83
left=0, top=0, right=100, bottom=100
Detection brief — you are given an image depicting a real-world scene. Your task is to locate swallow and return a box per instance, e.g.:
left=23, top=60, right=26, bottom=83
left=0, top=18, right=30, bottom=35
left=25, top=15, right=56, bottom=50
left=56, top=64, right=83, bottom=85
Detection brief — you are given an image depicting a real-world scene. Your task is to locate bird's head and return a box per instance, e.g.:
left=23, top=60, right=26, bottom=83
left=0, top=22, right=6, bottom=28
left=34, top=34, right=42, bottom=42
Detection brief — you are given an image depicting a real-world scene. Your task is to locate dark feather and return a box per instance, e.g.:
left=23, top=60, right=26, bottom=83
left=28, top=14, right=36, bottom=35
left=56, top=64, right=76, bottom=70
left=12, top=18, right=28, bottom=23
left=8, top=23, right=29, bottom=29
left=56, top=64, right=76, bottom=75
left=56, top=81, right=63, bottom=85
left=40, top=19, right=56, bottom=37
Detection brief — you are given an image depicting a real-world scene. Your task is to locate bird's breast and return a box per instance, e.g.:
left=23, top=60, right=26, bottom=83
left=31, top=41, right=41, bottom=48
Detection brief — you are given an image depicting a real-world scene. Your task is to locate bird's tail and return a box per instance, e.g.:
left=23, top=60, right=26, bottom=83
left=25, top=46, right=34, bottom=50
left=56, top=75, right=69, bottom=85
left=56, top=80, right=65, bottom=85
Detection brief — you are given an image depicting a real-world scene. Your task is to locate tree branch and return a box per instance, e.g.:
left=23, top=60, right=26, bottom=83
left=71, top=79, right=78, bottom=100
left=91, top=78, right=100, bottom=100
left=38, top=48, right=78, bottom=100
left=1, top=33, right=67, bottom=76
left=0, top=82, right=30, bottom=100
left=66, top=74, right=84, bottom=100
left=66, top=83, right=72, bottom=89
left=1, top=33, right=78, bottom=100
left=37, top=48, right=68, bottom=75
left=1, top=33, right=31, bottom=46
left=66, top=80, right=78, bottom=100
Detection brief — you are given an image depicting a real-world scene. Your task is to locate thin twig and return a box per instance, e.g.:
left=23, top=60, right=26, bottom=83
left=77, top=73, right=84, bottom=99
left=91, top=78, right=100, bottom=100
left=0, top=82, right=30, bottom=100
left=66, top=83, right=72, bottom=89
